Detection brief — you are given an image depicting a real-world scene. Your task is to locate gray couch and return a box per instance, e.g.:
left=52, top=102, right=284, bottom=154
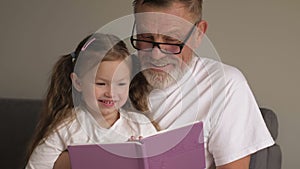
left=0, top=98, right=42, bottom=169
left=250, top=108, right=282, bottom=169
left=0, top=98, right=281, bottom=169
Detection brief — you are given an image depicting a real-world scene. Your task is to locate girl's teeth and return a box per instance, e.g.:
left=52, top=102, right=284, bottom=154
left=104, top=101, right=113, bottom=104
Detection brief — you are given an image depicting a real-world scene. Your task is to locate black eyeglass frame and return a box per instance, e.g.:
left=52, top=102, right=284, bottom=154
left=130, top=20, right=200, bottom=55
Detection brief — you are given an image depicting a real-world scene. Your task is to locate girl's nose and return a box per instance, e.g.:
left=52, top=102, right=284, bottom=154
left=104, top=86, right=113, bottom=98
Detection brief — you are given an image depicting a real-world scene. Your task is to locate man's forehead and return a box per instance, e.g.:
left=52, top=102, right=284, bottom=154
left=135, top=12, right=192, bottom=25
left=135, top=12, right=193, bottom=34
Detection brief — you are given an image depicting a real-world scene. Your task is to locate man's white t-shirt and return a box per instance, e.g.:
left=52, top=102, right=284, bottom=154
left=26, top=107, right=157, bottom=169
left=146, top=56, right=274, bottom=168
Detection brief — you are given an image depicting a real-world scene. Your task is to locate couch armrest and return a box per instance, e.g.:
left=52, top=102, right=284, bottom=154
left=0, top=98, right=42, bottom=169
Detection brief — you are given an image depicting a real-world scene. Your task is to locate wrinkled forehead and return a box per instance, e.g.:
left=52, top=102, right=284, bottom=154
left=134, top=12, right=194, bottom=38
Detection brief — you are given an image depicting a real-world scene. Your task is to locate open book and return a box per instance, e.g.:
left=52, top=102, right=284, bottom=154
left=68, top=121, right=205, bottom=169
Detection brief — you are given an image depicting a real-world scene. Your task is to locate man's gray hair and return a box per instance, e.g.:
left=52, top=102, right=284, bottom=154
left=132, top=0, right=203, bottom=21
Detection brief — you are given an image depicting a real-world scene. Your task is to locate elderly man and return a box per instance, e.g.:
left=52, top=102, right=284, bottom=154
left=129, top=0, right=274, bottom=169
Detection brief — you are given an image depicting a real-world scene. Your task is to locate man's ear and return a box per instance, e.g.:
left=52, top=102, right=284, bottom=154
left=70, top=73, right=82, bottom=92
left=195, top=20, right=208, bottom=43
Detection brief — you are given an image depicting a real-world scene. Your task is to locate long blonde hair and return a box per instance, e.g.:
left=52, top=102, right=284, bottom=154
left=24, top=33, right=129, bottom=166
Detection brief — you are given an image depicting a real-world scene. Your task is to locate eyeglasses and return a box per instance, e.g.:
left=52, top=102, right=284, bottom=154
left=130, top=21, right=199, bottom=55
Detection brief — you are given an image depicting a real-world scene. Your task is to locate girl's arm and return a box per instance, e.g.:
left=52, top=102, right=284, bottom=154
left=53, top=151, right=71, bottom=169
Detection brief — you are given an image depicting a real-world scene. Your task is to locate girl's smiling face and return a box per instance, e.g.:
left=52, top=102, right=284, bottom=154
left=78, top=59, right=131, bottom=119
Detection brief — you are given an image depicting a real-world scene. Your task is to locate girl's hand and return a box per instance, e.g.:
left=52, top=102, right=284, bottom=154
left=128, top=136, right=143, bottom=141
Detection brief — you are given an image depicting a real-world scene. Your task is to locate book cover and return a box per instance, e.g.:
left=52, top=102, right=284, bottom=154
left=68, top=121, right=205, bottom=169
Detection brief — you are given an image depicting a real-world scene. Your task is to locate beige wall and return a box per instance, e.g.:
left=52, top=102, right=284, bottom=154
left=0, top=0, right=298, bottom=168
left=204, top=1, right=300, bottom=168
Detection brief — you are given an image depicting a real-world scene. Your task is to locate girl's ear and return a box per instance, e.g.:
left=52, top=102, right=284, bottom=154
left=70, top=73, right=82, bottom=92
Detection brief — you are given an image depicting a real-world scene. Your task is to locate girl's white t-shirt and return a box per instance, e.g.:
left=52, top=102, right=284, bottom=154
left=26, top=107, right=157, bottom=169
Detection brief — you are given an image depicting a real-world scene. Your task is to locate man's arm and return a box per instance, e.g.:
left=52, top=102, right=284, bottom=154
left=217, top=155, right=250, bottom=169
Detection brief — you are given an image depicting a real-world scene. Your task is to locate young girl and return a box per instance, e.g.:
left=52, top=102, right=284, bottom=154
left=25, top=33, right=157, bottom=169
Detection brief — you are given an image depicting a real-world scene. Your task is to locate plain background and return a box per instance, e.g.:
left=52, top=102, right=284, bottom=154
left=0, top=0, right=298, bottom=168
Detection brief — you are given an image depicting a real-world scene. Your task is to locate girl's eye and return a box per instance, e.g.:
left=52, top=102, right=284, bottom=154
left=95, top=83, right=106, bottom=86
left=118, top=82, right=127, bottom=86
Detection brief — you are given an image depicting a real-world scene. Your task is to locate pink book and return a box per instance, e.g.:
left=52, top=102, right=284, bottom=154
left=68, top=121, right=205, bottom=169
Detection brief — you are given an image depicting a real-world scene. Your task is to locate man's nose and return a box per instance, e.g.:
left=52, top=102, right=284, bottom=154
left=150, top=38, right=166, bottom=60
left=150, top=47, right=165, bottom=60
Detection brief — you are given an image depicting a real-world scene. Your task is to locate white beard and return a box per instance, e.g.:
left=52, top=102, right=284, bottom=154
left=139, top=53, right=193, bottom=89
left=142, top=63, right=188, bottom=89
